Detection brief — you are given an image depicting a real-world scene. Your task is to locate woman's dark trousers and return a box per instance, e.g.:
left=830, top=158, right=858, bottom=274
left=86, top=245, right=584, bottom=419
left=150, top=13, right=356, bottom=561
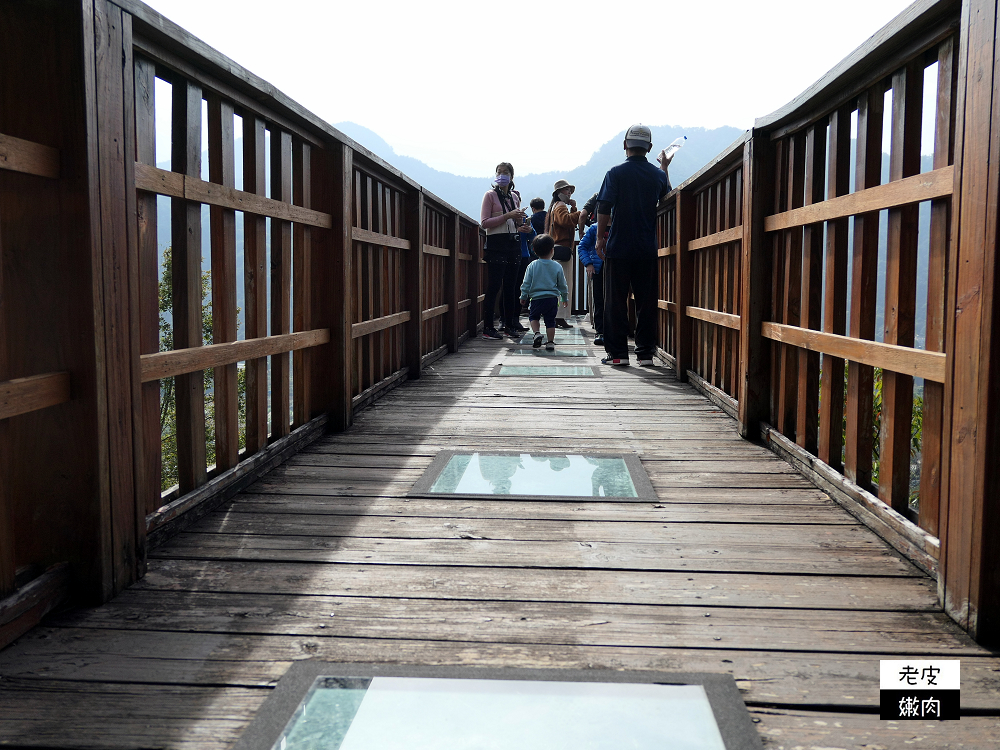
left=485, top=258, right=520, bottom=329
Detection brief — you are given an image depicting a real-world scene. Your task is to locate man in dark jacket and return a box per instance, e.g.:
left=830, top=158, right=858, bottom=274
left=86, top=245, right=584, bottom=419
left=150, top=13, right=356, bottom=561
left=595, top=123, right=672, bottom=366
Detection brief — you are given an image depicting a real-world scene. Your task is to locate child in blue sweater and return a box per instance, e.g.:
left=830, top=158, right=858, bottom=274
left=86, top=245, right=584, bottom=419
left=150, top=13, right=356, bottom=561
left=519, top=234, right=569, bottom=351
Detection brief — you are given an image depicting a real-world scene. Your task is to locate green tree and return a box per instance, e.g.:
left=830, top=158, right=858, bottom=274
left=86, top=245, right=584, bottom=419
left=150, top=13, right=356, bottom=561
left=159, top=247, right=245, bottom=492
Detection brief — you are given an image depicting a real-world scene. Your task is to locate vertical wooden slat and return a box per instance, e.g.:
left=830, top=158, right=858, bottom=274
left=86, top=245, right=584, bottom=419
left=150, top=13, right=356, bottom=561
left=293, top=140, right=312, bottom=427
left=170, top=79, right=206, bottom=492
left=448, top=213, right=460, bottom=351
left=738, top=130, right=775, bottom=438
left=797, top=121, right=826, bottom=454
left=406, top=191, right=425, bottom=376
left=920, top=37, right=958, bottom=536
left=242, top=115, right=268, bottom=453
left=269, top=130, right=292, bottom=438
left=0, top=189, right=10, bottom=597
left=134, top=55, right=160, bottom=513
left=779, top=134, right=804, bottom=439
left=819, top=106, right=852, bottom=472
left=879, top=62, right=923, bottom=514
left=844, top=87, right=884, bottom=489
left=940, top=0, right=1000, bottom=642
left=770, top=140, right=788, bottom=426
left=207, top=94, right=238, bottom=472
left=328, top=143, right=354, bottom=430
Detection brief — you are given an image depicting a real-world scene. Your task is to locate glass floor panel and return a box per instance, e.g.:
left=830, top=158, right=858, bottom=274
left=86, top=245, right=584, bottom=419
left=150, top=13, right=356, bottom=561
left=493, top=364, right=598, bottom=377
left=417, top=452, right=641, bottom=497
left=274, top=676, right=727, bottom=750
left=507, top=348, right=592, bottom=357
left=517, top=331, right=588, bottom=345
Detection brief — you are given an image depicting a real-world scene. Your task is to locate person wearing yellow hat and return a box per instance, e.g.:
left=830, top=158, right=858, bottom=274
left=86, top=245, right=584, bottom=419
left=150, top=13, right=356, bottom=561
left=544, top=179, right=580, bottom=328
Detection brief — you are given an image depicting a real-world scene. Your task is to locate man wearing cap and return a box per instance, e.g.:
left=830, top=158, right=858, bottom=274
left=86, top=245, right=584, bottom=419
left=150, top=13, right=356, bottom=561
left=594, top=124, right=672, bottom=366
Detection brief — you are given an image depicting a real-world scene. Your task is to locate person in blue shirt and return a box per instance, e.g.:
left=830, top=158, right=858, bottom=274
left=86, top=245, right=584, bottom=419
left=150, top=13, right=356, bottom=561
left=595, top=123, right=672, bottom=366
left=577, top=222, right=606, bottom=346
left=529, top=197, right=547, bottom=235
left=519, top=234, right=569, bottom=351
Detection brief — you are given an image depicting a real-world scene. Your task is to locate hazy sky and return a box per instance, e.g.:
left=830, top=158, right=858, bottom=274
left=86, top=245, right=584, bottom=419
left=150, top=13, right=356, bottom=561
left=143, top=0, right=918, bottom=176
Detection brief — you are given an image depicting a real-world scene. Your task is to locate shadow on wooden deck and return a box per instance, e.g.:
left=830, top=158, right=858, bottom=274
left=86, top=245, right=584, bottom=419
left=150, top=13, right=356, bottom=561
left=1, top=319, right=998, bottom=749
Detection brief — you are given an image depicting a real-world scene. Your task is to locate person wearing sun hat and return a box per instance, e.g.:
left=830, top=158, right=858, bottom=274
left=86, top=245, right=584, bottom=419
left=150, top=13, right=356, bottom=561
left=594, top=123, right=672, bottom=366
left=544, top=178, right=580, bottom=328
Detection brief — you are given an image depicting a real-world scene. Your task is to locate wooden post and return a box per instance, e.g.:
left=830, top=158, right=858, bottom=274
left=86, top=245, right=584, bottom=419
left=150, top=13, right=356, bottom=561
left=920, top=36, right=959, bottom=536
left=207, top=94, right=238, bottom=471
left=134, top=54, right=161, bottom=516
left=270, top=130, right=292, bottom=439
left=778, top=133, right=804, bottom=440
left=447, top=213, right=460, bottom=352
left=738, top=130, right=775, bottom=438
left=406, top=191, right=425, bottom=377
left=0, top=198, right=10, bottom=598
left=674, top=188, right=695, bottom=381
left=94, top=0, right=141, bottom=593
left=940, top=0, right=1000, bottom=644
left=328, top=143, right=354, bottom=430
left=170, top=77, right=206, bottom=493
left=242, top=116, right=268, bottom=453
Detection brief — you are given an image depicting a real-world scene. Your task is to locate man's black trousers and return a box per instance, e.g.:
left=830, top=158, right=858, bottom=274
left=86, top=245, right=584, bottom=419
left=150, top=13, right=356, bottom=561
left=602, top=256, right=658, bottom=360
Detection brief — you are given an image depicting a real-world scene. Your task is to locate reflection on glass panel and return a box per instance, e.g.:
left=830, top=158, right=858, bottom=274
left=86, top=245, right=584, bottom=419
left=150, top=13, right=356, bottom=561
left=498, top=366, right=595, bottom=377
left=428, top=453, right=637, bottom=497
left=508, top=349, right=591, bottom=357
left=277, top=677, right=726, bottom=750
left=278, top=678, right=369, bottom=750
left=518, top=331, right=587, bottom=345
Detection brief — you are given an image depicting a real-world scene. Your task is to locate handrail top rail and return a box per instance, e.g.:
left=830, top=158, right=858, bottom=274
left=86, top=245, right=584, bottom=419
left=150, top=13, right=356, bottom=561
left=754, top=0, right=960, bottom=133
left=116, top=0, right=481, bottom=226
left=668, top=132, right=749, bottom=201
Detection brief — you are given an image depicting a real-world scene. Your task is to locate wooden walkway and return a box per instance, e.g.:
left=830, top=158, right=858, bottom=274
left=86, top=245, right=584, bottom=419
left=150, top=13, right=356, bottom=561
left=1, top=322, right=998, bottom=749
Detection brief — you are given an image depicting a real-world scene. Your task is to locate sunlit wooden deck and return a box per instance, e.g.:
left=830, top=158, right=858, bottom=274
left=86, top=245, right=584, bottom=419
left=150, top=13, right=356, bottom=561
left=1, top=322, right=998, bottom=749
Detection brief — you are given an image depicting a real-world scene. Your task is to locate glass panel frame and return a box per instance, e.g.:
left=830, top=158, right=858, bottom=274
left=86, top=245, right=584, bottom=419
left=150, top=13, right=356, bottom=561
left=409, top=450, right=658, bottom=501
left=231, top=662, right=761, bottom=750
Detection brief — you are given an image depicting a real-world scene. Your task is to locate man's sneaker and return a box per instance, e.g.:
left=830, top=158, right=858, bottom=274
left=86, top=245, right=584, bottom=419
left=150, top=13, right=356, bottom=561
left=545, top=340, right=555, bottom=351
left=482, top=328, right=503, bottom=340
left=533, top=333, right=543, bottom=348
left=637, top=357, right=655, bottom=366
left=593, top=335, right=604, bottom=346
left=601, top=356, right=629, bottom=366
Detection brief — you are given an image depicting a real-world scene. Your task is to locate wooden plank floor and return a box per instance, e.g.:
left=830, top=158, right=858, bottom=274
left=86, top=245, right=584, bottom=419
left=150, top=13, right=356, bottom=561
left=2, top=320, right=999, bottom=749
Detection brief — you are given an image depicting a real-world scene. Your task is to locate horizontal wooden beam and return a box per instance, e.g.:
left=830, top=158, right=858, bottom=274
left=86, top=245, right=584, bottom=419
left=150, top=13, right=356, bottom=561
left=765, top=166, right=953, bottom=232
left=0, top=133, right=59, bottom=179
left=457, top=252, right=472, bottom=262
left=761, top=322, right=946, bottom=382
left=457, top=298, right=472, bottom=310
left=688, top=226, right=744, bottom=252
left=0, top=563, right=70, bottom=651
left=421, top=303, right=449, bottom=321
left=0, top=372, right=71, bottom=421
left=351, top=227, right=411, bottom=250
left=687, top=306, right=742, bottom=330
left=658, top=245, right=677, bottom=257
left=141, top=329, right=330, bottom=382
left=476, top=294, right=486, bottom=303
left=351, top=311, right=411, bottom=339
left=135, top=163, right=332, bottom=228
left=657, top=299, right=678, bottom=312
left=422, top=244, right=450, bottom=257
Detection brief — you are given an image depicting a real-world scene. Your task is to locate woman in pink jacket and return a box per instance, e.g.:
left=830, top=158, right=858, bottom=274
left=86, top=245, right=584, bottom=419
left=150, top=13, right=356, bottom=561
left=480, top=162, right=532, bottom=339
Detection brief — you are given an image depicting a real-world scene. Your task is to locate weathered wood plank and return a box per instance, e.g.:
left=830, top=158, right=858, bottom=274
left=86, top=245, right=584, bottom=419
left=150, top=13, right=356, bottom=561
left=50, top=589, right=978, bottom=655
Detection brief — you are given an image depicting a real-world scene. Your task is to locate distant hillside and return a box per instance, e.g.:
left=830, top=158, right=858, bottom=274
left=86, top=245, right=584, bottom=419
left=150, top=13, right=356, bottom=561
left=335, top=122, right=747, bottom=220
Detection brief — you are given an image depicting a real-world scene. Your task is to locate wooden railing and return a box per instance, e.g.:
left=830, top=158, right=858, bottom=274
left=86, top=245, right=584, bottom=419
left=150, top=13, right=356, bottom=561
left=653, top=0, right=1000, bottom=643
left=0, top=0, right=484, bottom=647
